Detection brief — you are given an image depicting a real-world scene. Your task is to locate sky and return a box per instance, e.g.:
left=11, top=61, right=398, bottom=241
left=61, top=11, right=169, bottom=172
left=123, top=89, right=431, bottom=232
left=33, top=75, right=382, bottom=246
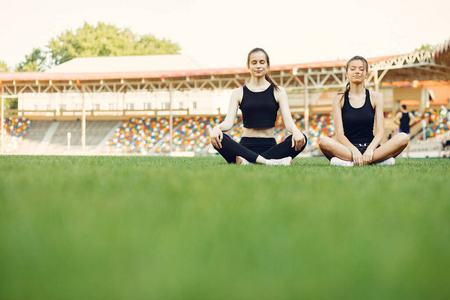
left=0, top=0, right=449, bottom=70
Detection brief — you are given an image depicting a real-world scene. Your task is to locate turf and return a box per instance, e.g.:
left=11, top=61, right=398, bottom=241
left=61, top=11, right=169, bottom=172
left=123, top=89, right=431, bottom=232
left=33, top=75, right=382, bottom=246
left=0, top=156, right=449, bottom=300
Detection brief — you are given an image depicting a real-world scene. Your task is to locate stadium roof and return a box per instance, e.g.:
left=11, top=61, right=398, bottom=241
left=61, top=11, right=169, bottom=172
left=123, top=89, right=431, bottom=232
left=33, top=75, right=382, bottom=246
left=45, top=54, right=204, bottom=73
left=1, top=38, right=449, bottom=95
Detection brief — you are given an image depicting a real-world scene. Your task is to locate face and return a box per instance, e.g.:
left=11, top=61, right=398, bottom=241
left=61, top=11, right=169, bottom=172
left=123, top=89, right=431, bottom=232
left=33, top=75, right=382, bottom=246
left=247, top=51, right=269, bottom=78
left=346, top=60, right=367, bottom=83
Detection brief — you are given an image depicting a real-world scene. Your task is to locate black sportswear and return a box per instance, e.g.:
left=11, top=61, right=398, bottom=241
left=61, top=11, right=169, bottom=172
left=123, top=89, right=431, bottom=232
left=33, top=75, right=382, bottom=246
left=240, top=85, right=279, bottom=128
left=342, top=89, right=375, bottom=144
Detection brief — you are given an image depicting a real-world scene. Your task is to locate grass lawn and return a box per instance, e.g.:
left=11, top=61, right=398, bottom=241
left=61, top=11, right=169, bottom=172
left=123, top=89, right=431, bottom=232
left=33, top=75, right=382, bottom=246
left=0, top=156, right=449, bottom=299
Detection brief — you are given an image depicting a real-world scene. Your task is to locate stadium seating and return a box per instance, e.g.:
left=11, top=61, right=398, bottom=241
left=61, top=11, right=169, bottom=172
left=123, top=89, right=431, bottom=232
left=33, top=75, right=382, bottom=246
left=305, top=114, right=334, bottom=149
left=104, top=109, right=449, bottom=154
left=0, top=118, right=31, bottom=153
left=6, top=109, right=448, bottom=155
left=106, top=117, right=182, bottom=153
left=416, top=108, right=450, bottom=140
left=156, top=116, right=243, bottom=153
left=106, top=114, right=335, bottom=153
left=11, top=110, right=448, bottom=154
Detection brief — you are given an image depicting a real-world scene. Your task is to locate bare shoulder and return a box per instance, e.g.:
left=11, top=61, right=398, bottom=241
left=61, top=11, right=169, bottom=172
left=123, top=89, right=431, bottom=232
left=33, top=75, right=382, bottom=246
left=275, top=85, right=286, bottom=93
left=332, top=93, right=344, bottom=108
left=273, top=85, right=287, bottom=103
left=274, top=85, right=287, bottom=96
left=369, top=90, right=383, bottom=102
left=231, top=86, right=244, bottom=100
left=332, top=93, right=343, bottom=102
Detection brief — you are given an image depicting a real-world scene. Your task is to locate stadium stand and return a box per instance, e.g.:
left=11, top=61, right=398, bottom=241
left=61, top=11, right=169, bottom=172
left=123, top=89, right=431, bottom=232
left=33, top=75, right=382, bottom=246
left=103, top=114, right=335, bottom=154
left=417, top=108, right=450, bottom=140
left=154, top=116, right=241, bottom=153
left=0, top=118, right=31, bottom=153
left=6, top=108, right=449, bottom=156
left=165, top=116, right=224, bottom=153
left=106, top=117, right=184, bottom=154
left=15, top=120, right=119, bottom=154
left=305, top=114, right=334, bottom=150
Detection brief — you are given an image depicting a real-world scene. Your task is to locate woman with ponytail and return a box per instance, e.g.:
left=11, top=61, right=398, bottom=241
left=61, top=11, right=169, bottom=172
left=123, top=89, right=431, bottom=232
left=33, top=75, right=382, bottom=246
left=210, top=48, right=307, bottom=165
left=319, top=56, right=409, bottom=166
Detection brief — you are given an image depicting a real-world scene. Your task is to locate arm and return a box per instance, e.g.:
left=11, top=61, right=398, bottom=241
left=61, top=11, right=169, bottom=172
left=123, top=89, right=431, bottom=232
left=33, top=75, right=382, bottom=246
left=393, top=112, right=401, bottom=125
left=332, top=94, right=363, bottom=165
left=363, top=91, right=385, bottom=164
left=409, top=112, right=418, bottom=124
left=275, top=86, right=305, bottom=150
left=210, top=88, right=241, bottom=149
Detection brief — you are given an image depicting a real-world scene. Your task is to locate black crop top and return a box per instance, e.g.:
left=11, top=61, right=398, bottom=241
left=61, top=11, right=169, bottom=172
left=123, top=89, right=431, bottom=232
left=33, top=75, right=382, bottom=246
left=342, top=89, right=375, bottom=144
left=239, top=85, right=279, bottom=128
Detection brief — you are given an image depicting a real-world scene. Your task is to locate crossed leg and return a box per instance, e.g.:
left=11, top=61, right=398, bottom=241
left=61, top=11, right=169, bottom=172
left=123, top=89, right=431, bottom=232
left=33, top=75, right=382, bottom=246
left=319, top=133, right=409, bottom=164
left=214, top=134, right=307, bottom=164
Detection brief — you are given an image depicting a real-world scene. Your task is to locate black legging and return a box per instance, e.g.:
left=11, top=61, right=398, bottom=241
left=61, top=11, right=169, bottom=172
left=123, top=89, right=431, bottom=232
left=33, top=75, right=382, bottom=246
left=213, top=133, right=308, bottom=163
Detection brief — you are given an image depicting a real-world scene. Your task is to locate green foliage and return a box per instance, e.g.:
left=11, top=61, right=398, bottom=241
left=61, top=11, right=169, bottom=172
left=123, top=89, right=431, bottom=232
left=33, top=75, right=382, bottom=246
left=415, top=44, right=438, bottom=52
left=0, top=60, right=10, bottom=72
left=15, top=22, right=181, bottom=71
left=4, top=98, right=18, bottom=112
left=0, top=156, right=449, bottom=299
left=47, top=22, right=181, bottom=66
left=15, top=48, right=48, bottom=72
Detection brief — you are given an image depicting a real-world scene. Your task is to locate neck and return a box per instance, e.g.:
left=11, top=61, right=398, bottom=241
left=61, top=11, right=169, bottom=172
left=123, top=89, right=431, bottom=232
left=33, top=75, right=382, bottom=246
left=349, top=82, right=365, bottom=94
left=248, top=76, right=269, bottom=88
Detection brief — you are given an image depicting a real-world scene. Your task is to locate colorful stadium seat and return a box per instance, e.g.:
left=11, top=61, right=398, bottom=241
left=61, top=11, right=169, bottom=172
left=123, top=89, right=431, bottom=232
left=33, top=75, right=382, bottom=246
left=0, top=118, right=31, bottom=153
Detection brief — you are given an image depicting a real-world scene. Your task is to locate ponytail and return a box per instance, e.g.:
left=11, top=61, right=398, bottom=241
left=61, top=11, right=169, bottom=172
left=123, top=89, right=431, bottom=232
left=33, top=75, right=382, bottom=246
left=265, top=73, right=279, bottom=91
left=338, top=82, right=350, bottom=106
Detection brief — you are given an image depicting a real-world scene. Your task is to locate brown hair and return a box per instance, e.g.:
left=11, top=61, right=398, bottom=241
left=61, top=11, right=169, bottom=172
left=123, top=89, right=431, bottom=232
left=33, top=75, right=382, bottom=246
left=338, top=56, right=369, bottom=105
left=247, top=48, right=279, bottom=91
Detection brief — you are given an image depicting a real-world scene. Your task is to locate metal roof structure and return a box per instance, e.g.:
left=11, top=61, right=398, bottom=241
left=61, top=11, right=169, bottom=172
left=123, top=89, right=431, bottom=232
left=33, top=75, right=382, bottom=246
left=45, top=54, right=204, bottom=73
left=0, top=39, right=449, bottom=95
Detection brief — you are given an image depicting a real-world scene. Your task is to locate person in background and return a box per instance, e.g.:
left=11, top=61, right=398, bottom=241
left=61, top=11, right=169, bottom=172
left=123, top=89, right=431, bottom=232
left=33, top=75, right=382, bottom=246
left=393, top=104, right=417, bottom=157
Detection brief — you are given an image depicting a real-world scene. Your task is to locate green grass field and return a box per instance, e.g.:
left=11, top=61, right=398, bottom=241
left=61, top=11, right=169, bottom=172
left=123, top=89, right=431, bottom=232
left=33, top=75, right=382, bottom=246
left=0, top=155, right=449, bottom=300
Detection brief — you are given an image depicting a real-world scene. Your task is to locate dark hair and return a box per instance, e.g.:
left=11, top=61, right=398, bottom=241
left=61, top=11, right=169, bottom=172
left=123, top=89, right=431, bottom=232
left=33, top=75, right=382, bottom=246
left=338, top=56, right=369, bottom=105
left=247, top=48, right=279, bottom=91
left=346, top=55, right=368, bottom=73
left=402, top=104, right=407, bottom=110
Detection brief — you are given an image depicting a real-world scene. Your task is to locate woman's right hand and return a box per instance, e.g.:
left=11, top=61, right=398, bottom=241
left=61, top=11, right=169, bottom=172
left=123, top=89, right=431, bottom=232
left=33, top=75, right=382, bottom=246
left=210, top=126, right=223, bottom=149
left=351, top=149, right=363, bottom=166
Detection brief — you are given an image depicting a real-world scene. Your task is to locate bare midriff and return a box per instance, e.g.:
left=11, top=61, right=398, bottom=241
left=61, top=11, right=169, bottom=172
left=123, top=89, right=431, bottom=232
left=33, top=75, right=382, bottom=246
left=242, top=127, right=275, bottom=138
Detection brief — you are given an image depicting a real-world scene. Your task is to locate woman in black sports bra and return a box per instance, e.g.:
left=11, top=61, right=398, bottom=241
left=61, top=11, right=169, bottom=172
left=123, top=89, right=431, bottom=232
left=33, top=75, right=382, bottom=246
left=210, top=48, right=307, bottom=165
left=319, top=56, right=409, bottom=166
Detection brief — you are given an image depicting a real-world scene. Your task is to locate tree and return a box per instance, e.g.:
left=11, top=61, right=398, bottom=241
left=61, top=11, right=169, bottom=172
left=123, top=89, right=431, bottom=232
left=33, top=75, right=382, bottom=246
left=15, top=48, right=48, bottom=71
left=47, top=22, right=181, bottom=66
left=0, top=60, right=10, bottom=72
left=15, top=22, right=181, bottom=71
left=415, top=44, right=438, bottom=52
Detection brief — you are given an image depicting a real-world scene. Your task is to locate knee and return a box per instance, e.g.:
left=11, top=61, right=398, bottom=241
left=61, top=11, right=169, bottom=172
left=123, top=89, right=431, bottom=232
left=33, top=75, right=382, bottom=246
left=319, top=137, right=332, bottom=151
left=398, top=132, right=410, bottom=146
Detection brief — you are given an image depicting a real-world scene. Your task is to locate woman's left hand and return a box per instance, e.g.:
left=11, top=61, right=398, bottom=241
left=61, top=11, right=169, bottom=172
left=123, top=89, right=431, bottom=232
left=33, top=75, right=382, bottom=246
left=362, top=149, right=374, bottom=165
left=292, top=130, right=306, bottom=151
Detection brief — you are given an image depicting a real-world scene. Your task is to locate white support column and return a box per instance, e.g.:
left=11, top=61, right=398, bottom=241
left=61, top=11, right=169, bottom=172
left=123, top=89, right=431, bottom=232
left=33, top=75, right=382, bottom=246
left=77, top=80, right=86, bottom=154
left=169, top=82, right=173, bottom=153
left=122, top=92, right=126, bottom=116
left=373, top=69, right=379, bottom=92
left=304, top=75, right=309, bottom=134
left=420, top=88, right=429, bottom=113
